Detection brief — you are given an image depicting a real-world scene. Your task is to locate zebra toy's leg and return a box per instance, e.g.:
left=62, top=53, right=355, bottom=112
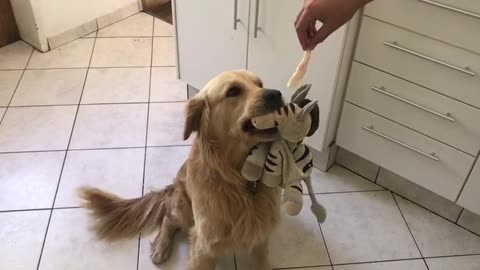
left=241, top=143, right=270, bottom=181
left=304, top=176, right=327, bottom=223
left=282, top=179, right=304, bottom=216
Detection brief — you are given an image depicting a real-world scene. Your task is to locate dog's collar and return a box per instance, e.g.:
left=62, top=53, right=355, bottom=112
left=247, top=180, right=259, bottom=194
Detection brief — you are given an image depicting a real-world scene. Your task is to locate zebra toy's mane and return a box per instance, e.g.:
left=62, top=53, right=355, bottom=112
left=241, top=84, right=327, bottom=223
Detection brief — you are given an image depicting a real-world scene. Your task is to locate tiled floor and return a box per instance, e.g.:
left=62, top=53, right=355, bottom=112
left=1, top=12, right=480, bottom=270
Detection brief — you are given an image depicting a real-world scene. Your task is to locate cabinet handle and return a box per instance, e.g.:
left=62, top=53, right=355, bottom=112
left=384, top=41, right=476, bottom=77
left=418, top=0, right=480, bottom=19
left=362, top=126, right=440, bottom=161
left=371, top=86, right=456, bottom=122
left=233, top=0, right=241, bottom=30
left=254, top=0, right=261, bottom=38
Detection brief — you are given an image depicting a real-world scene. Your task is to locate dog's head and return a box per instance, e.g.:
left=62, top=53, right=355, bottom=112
left=183, top=70, right=284, bottom=146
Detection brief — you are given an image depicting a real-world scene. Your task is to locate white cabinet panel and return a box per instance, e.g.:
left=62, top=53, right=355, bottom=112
left=175, top=0, right=249, bottom=89
left=459, top=160, right=480, bottom=215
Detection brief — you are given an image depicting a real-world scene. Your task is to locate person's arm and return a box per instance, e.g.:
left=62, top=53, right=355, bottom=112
left=295, top=0, right=373, bottom=50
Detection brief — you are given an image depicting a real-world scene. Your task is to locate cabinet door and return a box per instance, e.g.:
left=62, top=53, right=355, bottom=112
left=175, top=0, right=249, bottom=90
left=247, top=0, right=345, bottom=150
left=458, top=160, right=480, bottom=215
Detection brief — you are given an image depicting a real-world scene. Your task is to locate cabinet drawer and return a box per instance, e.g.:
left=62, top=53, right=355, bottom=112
left=337, top=102, right=475, bottom=200
left=458, top=159, right=480, bottom=215
left=365, top=0, right=480, bottom=54
left=346, top=62, right=480, bottom=156
left=355, top=17, right=480, bottom=108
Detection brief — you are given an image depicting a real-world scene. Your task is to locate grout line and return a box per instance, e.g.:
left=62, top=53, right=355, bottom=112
left=3, top=100, right=186, bottom=109
left=311, top=189, right=385, bottom=196
left=35, top=35, right=98, bottom=270
left=334, top=162, right=381, bottom=184
left=0, top=49, right=34, bottom=126
left=455, top=208, right=465, bottom=224
left=391, top=193, right=430, bottom=270
left=20, top=65, right=177, bottom=71
left=374, top=166, right=381, bottom=183
left=137, top=14, right=156, bottom=270
left=317, top=223, right=333, bottom=266
left=0, top=206, right=82, bottom=214
left=0, top=144, right=192, bottom=155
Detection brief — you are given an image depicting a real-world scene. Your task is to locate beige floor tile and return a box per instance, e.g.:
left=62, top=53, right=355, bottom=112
left=0, top=108, right=5, bottom=119
left=426, top=255, right=480, bottom=270
left=236, top=204, right=330, bottom=269
left=154, top=19, right=174, bottom=37
left=98, top=12, right=154, bottom=37
left=28, top=39, right=94, bottom=69
left=91, top=38, right=152, bottom=67
left=55, top=148, right=144, bottom=207
left=150, top=67, right=187, bottom=102
left=0, top=41, right=33, bottom=69
left=138, top=233, right=236, bottom=270
left=0, top=210, right=50, bottom=270
left=144, top=146, right=191, bottom=191
left=70, top=104, right=147, bottom=149
left=153, top=37, right=176, bottom=66
left=0, top=106, right=77, bottom=152
left=0, top=70, right=23, bottom=106
left=39, top=208, right=138, bottom=270
left=395, top=195, right=480, bottom=257
left=82, top=67, right=150, bottom=104
left=309, top=165, right=383, bottom=194
left=11, top=69, right=86, bottom=106
left=318, top=191, right=420, bottom=264
left=334, top=260, right=427, bottom=270
left=0, top=151, right=65, bottom=210
left=147, top=102, right=192, bottom=146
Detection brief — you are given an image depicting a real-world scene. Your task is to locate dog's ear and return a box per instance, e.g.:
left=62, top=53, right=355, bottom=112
left=184, top=95, right=206, bottom=140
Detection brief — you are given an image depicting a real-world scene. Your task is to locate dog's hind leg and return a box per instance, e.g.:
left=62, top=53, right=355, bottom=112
left=150, top=216, right=178, bottom=265
left=252, top=239, right=271, bottom=270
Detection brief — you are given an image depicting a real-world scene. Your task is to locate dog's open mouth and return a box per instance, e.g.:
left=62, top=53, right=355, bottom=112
left=242, top=118, right=278, bottom=137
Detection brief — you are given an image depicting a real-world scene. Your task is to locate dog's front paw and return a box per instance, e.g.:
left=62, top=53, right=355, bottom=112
left=150, top=240, right=173, bottom=265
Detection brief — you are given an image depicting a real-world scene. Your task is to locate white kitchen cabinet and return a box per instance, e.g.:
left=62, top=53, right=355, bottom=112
left=174, top=0, right=350, bottom=152
left=175, top=0, right=250, bottom=89
left=458, top=160, right=480, bottom=215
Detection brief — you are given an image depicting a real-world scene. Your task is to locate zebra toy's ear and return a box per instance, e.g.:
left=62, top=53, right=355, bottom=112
left=291, top=84, right=311, bottom=103
left=299, top=100, right=318, bottom=120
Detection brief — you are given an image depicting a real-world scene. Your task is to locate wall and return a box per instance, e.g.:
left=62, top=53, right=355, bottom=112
left=36, top=0, right=138, bottom=38
left=10, top=0, right=139, bottom=51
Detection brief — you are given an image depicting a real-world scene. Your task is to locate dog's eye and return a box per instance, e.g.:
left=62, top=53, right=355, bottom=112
left=226, top=86, right=242, bottom=97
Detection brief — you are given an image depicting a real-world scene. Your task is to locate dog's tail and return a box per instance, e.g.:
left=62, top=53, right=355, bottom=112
left=79, top=185, right=174, bottom=241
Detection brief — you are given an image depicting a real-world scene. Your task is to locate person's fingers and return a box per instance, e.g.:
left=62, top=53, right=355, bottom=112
left=295, top=7, right=304, bottom=26
left=295, top=9, right=313, bottom=50
left=308, top=21, right=316, bottom=39
left=308, top=22, right=337, bottom=50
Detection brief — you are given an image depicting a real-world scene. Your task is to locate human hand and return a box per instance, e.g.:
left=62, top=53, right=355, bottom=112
left=295, top=0, right=372, bottom=50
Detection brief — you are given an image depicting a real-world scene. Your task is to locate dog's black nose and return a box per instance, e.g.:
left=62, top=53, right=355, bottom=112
left=262, top=89, right=282, bottom=103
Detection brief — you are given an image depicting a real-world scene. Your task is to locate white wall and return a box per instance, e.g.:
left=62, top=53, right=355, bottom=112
left=11, top=0, right=139, bottom=51
left=35, top=0, right=138, bottom=37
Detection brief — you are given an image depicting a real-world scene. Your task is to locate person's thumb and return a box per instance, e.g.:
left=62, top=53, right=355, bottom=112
left=308, top=23, right=336, bottom=50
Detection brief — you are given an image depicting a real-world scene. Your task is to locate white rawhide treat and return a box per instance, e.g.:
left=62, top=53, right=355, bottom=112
left=251, top=113, right=277, bottom=130
left=287, top=50, right=312, bottom=90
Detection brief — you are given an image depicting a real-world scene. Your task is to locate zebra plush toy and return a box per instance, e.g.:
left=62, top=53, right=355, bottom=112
left=241, top=84, right=327, bottom=223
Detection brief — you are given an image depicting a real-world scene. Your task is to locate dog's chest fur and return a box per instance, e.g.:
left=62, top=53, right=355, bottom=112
left=186, top=164, right=281, bottom=249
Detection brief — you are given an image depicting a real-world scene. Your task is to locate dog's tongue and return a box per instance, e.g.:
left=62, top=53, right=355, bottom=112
left=251, top=113, right=277, bottom=130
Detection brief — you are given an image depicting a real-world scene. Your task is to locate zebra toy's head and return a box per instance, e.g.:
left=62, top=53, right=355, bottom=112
left=276, top=84, right=319, bottom=143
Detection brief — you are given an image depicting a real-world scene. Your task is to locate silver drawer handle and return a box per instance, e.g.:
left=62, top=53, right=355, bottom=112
left=384, top=41, right=476, bottom=77
left=371, top=86, right=456, bottom=122
left=254, top=0, right=261, bottom=38
left=419, top=0, right=480, bottom=19
left=233, top=0, right=241, bottom=30
left=362, top=125, right=440, bottom=161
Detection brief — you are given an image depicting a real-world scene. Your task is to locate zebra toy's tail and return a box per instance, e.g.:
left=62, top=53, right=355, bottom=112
left=304, top=176, right=327, bottom=223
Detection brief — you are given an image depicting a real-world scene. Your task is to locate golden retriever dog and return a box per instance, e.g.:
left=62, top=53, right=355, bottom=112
left=79, top=70, right=286, bottom=270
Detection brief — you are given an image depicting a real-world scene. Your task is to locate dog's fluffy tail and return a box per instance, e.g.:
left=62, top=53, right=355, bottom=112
left=79, top=185, right=174, bottom=241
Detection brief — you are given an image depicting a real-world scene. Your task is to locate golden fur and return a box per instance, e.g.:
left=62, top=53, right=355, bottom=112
left=79, top=70, right=283, bottom=270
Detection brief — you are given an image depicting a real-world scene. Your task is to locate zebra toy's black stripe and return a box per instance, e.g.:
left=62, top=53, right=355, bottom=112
left=283, top=105, right=289, bottom=116
left=302, top=161, right=313, bottom=173
left=292, top=185, right=303, bottom=193
left=265, top=165, right=274, bottom=173
left=266, top=158, right=278, bottom=166
left=296, top=146, right=310, bottom=163
left=289, top=103, right=296, bottom=113
left=268, top=153, right=277, bottom=159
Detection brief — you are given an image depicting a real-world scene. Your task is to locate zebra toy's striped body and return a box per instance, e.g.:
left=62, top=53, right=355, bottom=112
left=241, top=84, right=326, bottom=222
